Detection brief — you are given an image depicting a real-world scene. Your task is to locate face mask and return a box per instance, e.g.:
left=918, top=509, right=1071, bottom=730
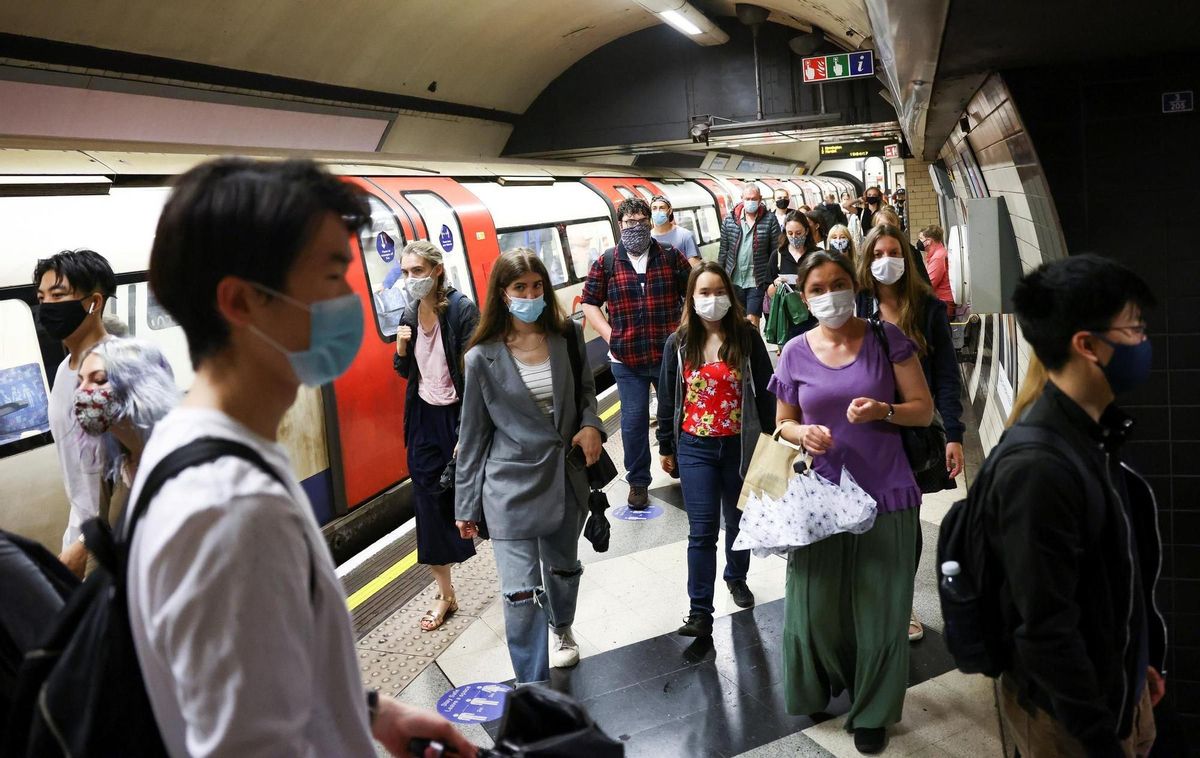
left=915, top=240, right=926, bottom=253
left=620, top=224, right=652, bottom=254
left=744, top=200, right=760, bottom=214
left=249, top=285, right=364, bottom=387
left=693, top=294, right=732, bottom=322
left=775, top=199, right=789, bottom=210
left=871, top=256, right=906, bottom=285
left=38, top=298, right=95, bottom=341
left=806, top=289, right=856, bottom=329
left=867, top=196, right=881, bottom=206
left=787, top=234, right=807, bottom=249
left=1092, top=335, right=1153, bottom=395
left=406, top=275, right=435, bottom=300
left=651, top=211, right=669, bottom=226
left=507, top=294, right=546, bottom=324
left=74, top=386, right=117, bottom=435
left=829, top=237, right=850, bottom=252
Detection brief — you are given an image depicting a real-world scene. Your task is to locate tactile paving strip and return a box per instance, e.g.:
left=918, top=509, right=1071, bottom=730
left=356, top=540, right=501, bottom=695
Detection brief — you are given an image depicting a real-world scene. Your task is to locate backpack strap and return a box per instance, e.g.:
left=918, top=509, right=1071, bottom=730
left=603, top=248, right=616, bottom=280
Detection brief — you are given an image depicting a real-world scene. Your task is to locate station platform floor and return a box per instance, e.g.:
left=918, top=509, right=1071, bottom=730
left=343, top=422, right=1002, bottom=757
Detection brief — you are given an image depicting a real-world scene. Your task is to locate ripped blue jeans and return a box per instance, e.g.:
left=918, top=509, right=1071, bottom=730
left=490, top=499, right=587, bottom=684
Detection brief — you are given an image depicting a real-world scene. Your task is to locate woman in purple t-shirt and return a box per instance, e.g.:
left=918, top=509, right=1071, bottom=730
left=767, top=250, right=933, bottom=755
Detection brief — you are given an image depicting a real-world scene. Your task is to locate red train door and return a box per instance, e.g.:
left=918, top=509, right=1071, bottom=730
left=581, top=177, right=667, bottom=217
left=329, top=177, right=499, bottom=511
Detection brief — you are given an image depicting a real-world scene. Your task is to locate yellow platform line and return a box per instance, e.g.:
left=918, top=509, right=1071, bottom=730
left=346, top=549, right=418, bottom=611
left=600, top=400, right=621, bottom=422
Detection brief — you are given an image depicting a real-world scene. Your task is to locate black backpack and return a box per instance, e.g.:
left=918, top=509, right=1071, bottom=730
left=936, top=424, right=1103, bottom=677
left=4, top=437, right=287, bottom=757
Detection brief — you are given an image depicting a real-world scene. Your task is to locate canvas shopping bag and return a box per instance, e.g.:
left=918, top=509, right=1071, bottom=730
left=737, top=429, right=803, bottom=511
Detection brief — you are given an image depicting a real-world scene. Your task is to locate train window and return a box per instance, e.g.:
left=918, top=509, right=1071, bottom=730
left=0, top=300, right=52, bottom=458
left=614, top=186, right=636, bottom=200
left=497, top=227, right=570, bottom=287
left=355, top=194, right=408, bottom=339
left=674, top=209, right=700, bottom=242
left=697, top=207, right=720, bottom=242
left=565, top=219, right=615, bottom=279
left=404, top=192, right=476, bottom=303
left=106, top=282, right=194, bottom=388
left=145, top=287, right=177, bottom=331
left=633, top=186, right=654, bottom=202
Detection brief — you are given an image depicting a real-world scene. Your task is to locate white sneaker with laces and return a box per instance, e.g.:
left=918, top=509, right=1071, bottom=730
left=550, top=627, right=580, bottom=668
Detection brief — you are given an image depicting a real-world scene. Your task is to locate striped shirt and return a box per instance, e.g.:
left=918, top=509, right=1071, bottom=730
left=515, top=356, right=554, bottom=415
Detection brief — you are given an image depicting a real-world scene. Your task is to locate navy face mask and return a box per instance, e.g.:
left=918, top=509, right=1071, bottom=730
left=1092, top=334, right=1152, bottom=395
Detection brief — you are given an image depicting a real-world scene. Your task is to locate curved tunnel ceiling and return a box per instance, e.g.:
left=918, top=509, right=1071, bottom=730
left=0, top=1, right=870, bottom=116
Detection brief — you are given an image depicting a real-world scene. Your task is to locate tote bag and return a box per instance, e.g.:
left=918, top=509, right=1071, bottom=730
left=737, top=429, right=803, bottom=511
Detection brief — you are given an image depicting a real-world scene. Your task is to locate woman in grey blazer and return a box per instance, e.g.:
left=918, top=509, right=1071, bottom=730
left=454, top=249, right=604, bottom=684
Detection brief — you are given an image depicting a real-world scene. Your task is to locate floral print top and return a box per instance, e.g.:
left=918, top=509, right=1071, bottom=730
left=681, top=360, right=742, bottom=437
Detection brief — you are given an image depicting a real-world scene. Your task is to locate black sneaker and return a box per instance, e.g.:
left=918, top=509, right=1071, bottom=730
left=677, top=612, right=713, bottom=637
left=727, top=580, right=755, bottom=608
left=853, top=727, right=886, bottom=754
left=627, top=485, right=649, bottom=510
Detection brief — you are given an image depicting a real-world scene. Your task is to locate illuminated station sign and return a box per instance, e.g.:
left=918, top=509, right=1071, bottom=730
left=818, top=139, right=899, bottom=159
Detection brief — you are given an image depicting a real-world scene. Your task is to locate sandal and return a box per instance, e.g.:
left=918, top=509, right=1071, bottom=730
left=420, top=593, right=458, bottom=632
left=908, top=612, right=925, bottom=642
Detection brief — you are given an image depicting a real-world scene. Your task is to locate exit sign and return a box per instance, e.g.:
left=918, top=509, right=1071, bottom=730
left=802, top=50, right=874, bottom=83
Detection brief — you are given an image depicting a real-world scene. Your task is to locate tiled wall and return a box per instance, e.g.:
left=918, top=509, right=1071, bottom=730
left=937, top=61, right=1199, bottom=743
left=901, top=158, right=940, bottom=234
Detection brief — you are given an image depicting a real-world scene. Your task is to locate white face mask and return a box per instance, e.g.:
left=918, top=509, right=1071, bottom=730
left=870, top=256, right=906, bottom=285
left=406, top=275, right=435, bottom=300
left=693, top=294, right=732, bottom=322
left=806, top=289, right=856, bottom=329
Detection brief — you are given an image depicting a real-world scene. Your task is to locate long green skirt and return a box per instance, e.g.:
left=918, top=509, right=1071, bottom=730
left=782, top=507, right=919, bottom=730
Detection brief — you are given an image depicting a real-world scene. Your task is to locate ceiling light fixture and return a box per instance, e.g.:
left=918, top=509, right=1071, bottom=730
left=661, top=9, right=702, bottom=35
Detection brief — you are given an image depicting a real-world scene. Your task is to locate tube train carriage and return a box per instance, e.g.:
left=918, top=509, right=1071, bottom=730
left=0, top=142, right=857, bottom=556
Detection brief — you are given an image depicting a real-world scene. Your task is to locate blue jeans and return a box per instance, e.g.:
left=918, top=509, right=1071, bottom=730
left=491, top=498, right=586, bottom=684
left=733, top=285, right=764, bottom=317
left=676, top=432, right=750, bottom=615
left=610, top=361, right=659, bottom=488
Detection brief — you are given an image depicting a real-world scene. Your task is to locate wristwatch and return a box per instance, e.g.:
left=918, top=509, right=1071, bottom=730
left=366, top=688, right=380, bottom=726
left=885, top=402, right=895, bottom=421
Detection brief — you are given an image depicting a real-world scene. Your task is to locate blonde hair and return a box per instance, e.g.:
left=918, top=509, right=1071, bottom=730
left=873, top=208, right=902, bottom=228
left=1006, top=354, right=1047, bottom=427
left=826, top=224, right=857, bottom=266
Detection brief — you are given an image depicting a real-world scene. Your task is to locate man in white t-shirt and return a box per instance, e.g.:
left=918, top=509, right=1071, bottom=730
left=649, top=194, right=701, bottom=266
left=128, top=158, right=475, bottom=757
left=34, top=249, right=116, bottom=575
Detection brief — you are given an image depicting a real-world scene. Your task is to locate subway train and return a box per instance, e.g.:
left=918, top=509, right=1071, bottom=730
left=0, top=142, right=857, bottom=556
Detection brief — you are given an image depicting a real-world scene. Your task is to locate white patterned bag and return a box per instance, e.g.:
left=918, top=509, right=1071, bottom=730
left=733, top=466, right=877, bottom=557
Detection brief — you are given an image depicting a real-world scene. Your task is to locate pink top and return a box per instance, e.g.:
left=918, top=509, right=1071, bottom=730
left=924, top=242, right=954, bottom=316
left=415, top=320, right=458, bottom=406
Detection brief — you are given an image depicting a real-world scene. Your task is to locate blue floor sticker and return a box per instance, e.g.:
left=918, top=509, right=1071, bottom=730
left=436, top=682, right=512, bottom=723
left=613, top=504, right=663, bottom=521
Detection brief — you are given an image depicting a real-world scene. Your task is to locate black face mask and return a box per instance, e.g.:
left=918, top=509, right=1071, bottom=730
left=866, top=196, right=881, bottom=206
left=37, top=298, right=93, bottom=340
left=915, top=240, right=925, bottom=253
left=775, top=199, right=789, bottom=210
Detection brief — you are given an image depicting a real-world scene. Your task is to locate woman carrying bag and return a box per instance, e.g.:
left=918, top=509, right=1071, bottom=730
left=454, top=248, right=604, bottom=684
left=854, top=224, right=965, bottom=642
left=657, top=262, right=776, bottom=638
left=764, top=211, right=818, bottom=345
left=393, top=240, right=480, bottom=632
left=769, top=250, right=933, bottom=755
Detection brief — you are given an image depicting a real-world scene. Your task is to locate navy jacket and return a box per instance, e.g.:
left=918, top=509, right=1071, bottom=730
left=392, top=288, right=479, bottom=439
left=856, top=291, right=964, bottom=443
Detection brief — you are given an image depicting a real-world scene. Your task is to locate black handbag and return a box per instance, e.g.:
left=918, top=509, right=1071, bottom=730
left=436, top=456, right=489, bottom=539
left=868, top=318, right=951, bottom=494
left=490, top=684, right=625, bottom=757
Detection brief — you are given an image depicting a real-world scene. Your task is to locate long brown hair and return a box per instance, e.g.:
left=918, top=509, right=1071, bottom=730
left=778, top=210, right=817, bottom=257
left=857, top=224, right=933, bottom=355
left=675, top=261, right=751, bottom=372
left=467, top=247, right=568, bottom=350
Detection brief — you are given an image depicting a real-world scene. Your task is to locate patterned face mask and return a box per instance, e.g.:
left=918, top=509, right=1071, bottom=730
left=74, top=386, right=118, bottom=435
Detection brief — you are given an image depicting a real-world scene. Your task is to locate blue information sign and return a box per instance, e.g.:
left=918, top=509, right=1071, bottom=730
left=436, top=682, right=512, bottom=724
left=1163, top=91, right=1194, bottom=114
left=613, top=504, right=663, bottom=522
left=376, top=231, right=396, bottom=263
left=849, top=51, right=874, bottom=77
left=439, top=224, right=454, bottom=252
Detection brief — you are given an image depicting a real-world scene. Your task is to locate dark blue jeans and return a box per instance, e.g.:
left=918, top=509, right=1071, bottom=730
left=733, top=285, right=764, bottom=317
left=676, top=432, right=750, bottom=615
left=610, top=361, right=659, bottom=488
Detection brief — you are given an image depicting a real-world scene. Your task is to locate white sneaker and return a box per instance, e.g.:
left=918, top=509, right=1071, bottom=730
left=550, top=627, right=580, bottom=668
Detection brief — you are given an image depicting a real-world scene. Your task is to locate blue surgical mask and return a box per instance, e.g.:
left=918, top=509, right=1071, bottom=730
left=651, top=211, right=669, bottom=226
left=507, top=294, right=546, bottom=324
left=744, top=200, right=760, bottom=214
left=250, top=284, right=364, bottom=387
left=1092, top=334, right=1153, bottom=395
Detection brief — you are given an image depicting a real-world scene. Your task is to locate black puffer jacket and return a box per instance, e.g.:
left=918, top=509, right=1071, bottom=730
left=981, top=383, right=1166, bottom=756
left=717, top=203, right=779, bottom=289
left=392, top=288, right=479, bottom=439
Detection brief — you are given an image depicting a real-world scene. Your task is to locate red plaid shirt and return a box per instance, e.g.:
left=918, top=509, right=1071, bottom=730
left=581, top=240, right=692, bottom=372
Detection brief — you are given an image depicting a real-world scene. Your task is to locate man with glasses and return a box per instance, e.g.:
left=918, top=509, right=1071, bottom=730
left=582, top=198, right=692, bottom=509
left=717, top=184, right=779, bottom=327
left=978, top=255, right=1165, bottom=757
